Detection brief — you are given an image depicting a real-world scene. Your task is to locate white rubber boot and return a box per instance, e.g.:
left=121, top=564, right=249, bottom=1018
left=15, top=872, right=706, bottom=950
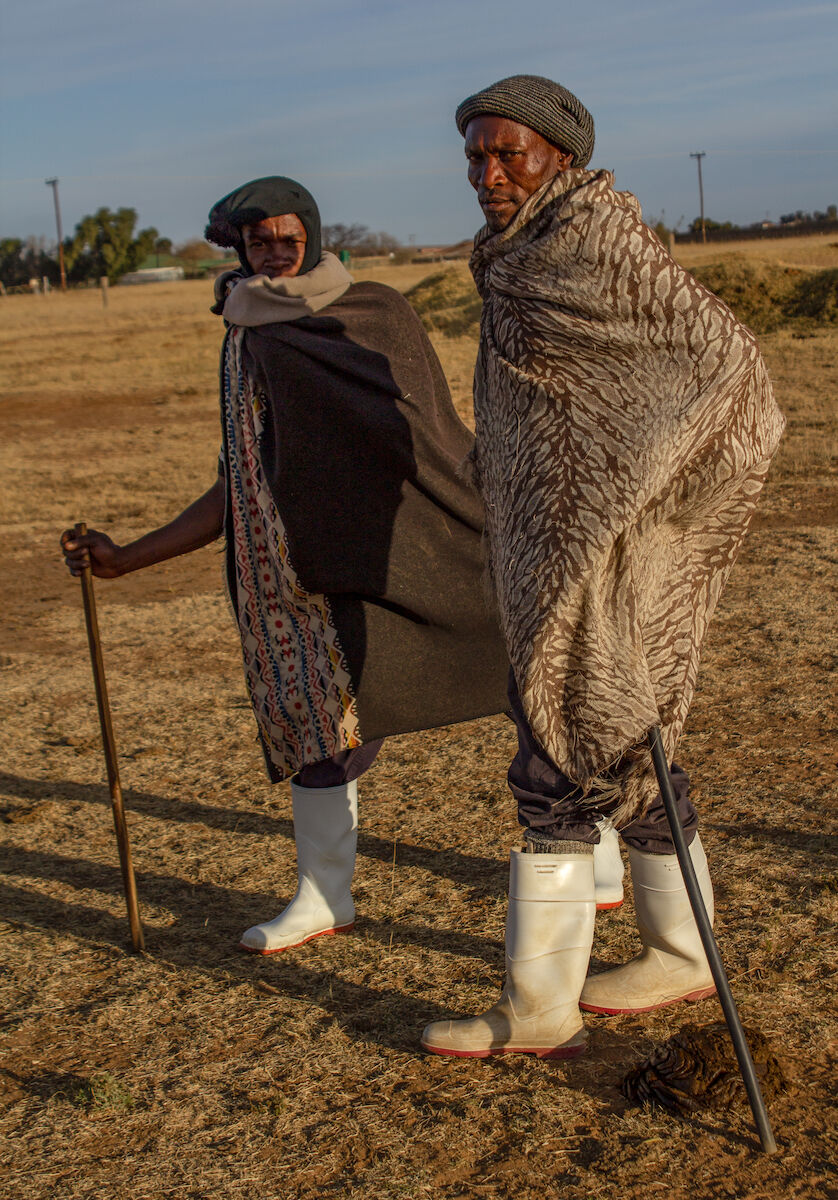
left=239, top=780, right=357, bottom=954
left=421, top=847, right=595, bottom=1058
left=594, top=819, right=624, bottom=910
left=580, top=834, right=716, bottom=1013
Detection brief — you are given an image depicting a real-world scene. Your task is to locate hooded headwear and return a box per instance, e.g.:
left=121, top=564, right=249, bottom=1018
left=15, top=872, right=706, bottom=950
left=455, top=74, right=595, bottom=167
left=205, top=175, right=322, bottom=275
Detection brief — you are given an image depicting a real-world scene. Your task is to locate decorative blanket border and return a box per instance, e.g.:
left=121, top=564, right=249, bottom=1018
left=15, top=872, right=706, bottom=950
left=221, top=328, right=361, bottom=777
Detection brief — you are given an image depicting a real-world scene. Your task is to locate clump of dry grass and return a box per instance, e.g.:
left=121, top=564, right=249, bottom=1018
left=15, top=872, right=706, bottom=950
left=63, top=1071, right=136, bottom=1111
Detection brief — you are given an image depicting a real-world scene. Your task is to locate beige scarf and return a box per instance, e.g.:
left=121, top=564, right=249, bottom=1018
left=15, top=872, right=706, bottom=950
left=471, top=169, right=785, bottom=823
left=216, top=251, right=353, bottom=326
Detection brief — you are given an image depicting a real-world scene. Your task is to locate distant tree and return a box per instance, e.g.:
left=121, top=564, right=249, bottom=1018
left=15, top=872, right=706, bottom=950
left=688, top=217, right=738, bottom=235
left=322, top=223, right=402, bottom=257
left=153, top=236, right=173, bottom=259
left=173, top=239, right=222, bottom=277
left=322, top=223, right=369, bottom=253
left=64, top=207, right=158, bottom=283
left=780, top=209, right=838, bottom=226
left=0, top=237, right=30, bottom=287
left=647, top=211, right=671, bottom=243
left=364, top=231, right=401, bottom=255
left=0, top=236, right=60, bottom=287
left=175, top=238, right=218, bottom=262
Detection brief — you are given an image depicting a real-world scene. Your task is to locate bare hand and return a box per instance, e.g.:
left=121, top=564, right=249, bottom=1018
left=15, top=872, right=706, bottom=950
left=60, top=528, right=126, bottom=579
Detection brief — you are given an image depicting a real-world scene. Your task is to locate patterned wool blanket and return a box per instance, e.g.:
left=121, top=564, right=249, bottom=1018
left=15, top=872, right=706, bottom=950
left=219, top=281, right=509, bottom=781
left=470, top=168, right=785, bottom=822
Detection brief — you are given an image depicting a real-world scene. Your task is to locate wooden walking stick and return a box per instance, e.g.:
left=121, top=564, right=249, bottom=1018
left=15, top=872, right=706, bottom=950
left=74, top=521, right=145, bottom=952
left=648, top=726, right=777, bottom=1153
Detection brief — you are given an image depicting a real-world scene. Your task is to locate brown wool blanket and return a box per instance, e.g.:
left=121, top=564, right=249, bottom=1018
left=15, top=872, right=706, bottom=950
left=218, top=279, right=509, bottom=780
left=470, top=168, right=785, bottom=822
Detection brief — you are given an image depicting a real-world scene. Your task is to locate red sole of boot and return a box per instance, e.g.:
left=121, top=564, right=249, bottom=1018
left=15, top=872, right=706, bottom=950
left=579, top=985, right=717, bottom=1015
left=595, top=900, right=623, bottom=911
left=238, top=922, right=354, bottom=956
left=421, top=1041, right=587, bottom=1061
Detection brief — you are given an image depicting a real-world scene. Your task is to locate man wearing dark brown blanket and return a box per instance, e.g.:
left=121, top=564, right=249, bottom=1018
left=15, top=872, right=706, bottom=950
left=421, top=76, right=784, bottom=1059
left=61, top=175, right=509, bottom=956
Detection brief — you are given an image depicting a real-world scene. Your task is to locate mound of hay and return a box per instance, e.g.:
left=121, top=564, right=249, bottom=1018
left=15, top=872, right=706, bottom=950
left=786, top=266, right=838, bottom=323
left=406, top=256, right=838, bottom=340
left=691, top=257, right=804, bottom=333
left=692, top=258, right=838, bottom=333
left=404, top=266, right=482, bottom=337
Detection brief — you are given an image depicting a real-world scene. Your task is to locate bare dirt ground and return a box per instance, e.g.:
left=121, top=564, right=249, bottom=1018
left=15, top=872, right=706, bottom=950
left=1, top=245, right=836, bottom=1199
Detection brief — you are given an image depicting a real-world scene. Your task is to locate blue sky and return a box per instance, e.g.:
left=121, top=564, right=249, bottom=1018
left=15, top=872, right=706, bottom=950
left=1, top=0, right=836, bottom=247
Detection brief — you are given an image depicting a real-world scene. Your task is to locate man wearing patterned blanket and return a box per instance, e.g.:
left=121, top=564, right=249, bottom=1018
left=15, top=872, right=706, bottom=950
left=421, top=75, right=784, bottom=1059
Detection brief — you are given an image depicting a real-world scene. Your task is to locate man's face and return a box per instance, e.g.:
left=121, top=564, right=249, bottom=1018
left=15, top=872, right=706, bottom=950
left=242, top=213, right=307, bottom=278
left=464, top=116, right=573, bottom=232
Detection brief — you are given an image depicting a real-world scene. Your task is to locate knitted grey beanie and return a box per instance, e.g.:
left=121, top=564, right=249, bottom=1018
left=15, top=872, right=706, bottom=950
left=455, top=74, right=595, bottom=167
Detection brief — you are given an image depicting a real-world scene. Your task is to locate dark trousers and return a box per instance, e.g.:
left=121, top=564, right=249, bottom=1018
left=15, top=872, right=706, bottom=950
left=295, top=672, right=697, bottom=855
left=295, top=740, right=384, bottom=789
left=506, top=670, right=697, bottom=854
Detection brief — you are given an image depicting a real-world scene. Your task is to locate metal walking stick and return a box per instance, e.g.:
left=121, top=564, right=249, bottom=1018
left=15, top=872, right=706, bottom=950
left=648, top=726, right=776, bottom=1153
left=74, top=521, right=145, bottom=952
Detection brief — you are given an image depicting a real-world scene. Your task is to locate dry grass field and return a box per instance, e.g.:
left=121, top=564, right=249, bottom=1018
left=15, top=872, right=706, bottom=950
left=674, top=233, right=838, bottom=270
left=1, top=236, right=836, bottom=1199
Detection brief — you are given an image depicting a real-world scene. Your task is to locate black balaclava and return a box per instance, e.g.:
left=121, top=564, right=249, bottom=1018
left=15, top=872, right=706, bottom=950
left=205, top=176, right=322, bottom=276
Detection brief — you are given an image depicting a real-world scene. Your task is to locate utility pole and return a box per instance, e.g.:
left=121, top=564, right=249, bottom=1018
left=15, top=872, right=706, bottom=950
left=45, top=177, right=67, bottom=290
left=689, top=153, right=706, bottom=243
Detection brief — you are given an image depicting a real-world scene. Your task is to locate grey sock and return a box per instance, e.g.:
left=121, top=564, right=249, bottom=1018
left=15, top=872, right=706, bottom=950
left=523, top=830, right=594, bottom=855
